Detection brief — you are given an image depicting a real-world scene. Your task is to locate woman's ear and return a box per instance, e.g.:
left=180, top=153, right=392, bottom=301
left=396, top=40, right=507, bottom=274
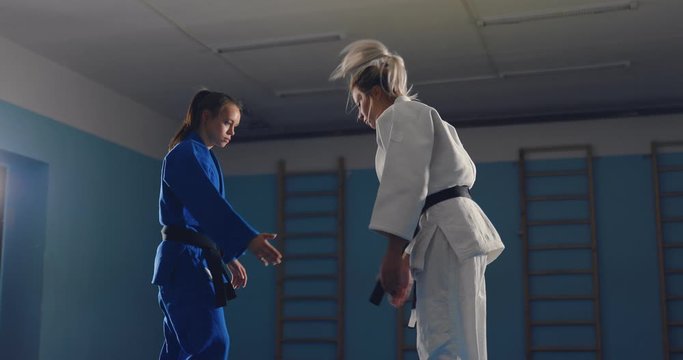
left=370, top=85, right=383, bottom=100
left=200, top=109, right=211, bottom=124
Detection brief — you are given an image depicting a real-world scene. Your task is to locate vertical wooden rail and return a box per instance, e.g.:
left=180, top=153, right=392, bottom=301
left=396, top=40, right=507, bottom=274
left=586, top=147, right=603, bottom=360
left=0, top=166, right=6, bottom=268
left=275, top=160, right=286, bottom=360
left=336, top=157, right=346, bottom=360
left=652, top=140, right=683, bottom=359
left=518, top=149, right=532, bottom=360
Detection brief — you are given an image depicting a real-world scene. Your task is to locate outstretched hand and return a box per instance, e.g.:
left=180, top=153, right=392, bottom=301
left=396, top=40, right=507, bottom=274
left=248, top=233, right=283, bottom=266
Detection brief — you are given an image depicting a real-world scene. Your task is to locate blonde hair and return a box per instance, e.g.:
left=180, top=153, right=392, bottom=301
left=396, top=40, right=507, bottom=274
left=330, top=39, right=416, bottom=100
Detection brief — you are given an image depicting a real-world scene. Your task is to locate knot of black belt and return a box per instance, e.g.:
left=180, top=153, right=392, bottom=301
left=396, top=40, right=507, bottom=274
left=369, top=185, right=471, bottom=306
left=161, top=225, right=237, bottom=307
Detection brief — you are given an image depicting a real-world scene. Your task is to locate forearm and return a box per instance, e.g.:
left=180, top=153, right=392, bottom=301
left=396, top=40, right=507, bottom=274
left=383, top=232, right=409, bottom=254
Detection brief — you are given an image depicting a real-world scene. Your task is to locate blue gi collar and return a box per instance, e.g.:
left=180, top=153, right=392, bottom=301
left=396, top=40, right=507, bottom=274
left=186, top=130, right=204, bottom=145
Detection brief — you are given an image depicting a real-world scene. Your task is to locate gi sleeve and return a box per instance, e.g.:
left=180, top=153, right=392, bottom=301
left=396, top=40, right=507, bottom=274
left=369, top=107, right=434, bottom=241
left=163, top=142, right=258, bottom=260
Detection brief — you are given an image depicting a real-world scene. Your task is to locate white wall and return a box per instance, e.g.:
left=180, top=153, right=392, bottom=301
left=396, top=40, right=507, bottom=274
left=0, top=35, right=174, bottom=159
left=219, top=114, right=683, bottom=175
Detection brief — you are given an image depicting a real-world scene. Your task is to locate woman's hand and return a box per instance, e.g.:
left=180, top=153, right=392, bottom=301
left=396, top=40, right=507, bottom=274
left=248, top=233, right=283, bottom=266
left=390, top=254, right=413, bottom=308
left=227, top=259, right=248, bottom=289
left=380, top=235, right=413, bottom=308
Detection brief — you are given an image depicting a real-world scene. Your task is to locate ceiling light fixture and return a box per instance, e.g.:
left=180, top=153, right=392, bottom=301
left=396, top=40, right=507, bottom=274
left=275, top=61, right=630, bottom=97
left=477, top=1, right=638, bottom=26
left=276, top=86, right=346, bottom=98
left=499, top=61, right=631, bottom=79
left=216, top=32, right=345, bottom=53
left=414, top=74, right=499, bottom=86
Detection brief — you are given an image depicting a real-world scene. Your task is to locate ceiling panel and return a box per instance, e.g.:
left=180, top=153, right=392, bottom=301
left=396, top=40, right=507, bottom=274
left=191, top=1, right=492, bottom=92
left=145, top=0, right=433, bottom=25
left=474, top=0, right=608, bottom=15
left=476, top=0, right=683, bottom=55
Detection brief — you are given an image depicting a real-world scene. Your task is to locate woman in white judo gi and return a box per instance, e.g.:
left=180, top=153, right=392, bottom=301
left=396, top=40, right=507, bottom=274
left=331, top=40, right=504, bottom=360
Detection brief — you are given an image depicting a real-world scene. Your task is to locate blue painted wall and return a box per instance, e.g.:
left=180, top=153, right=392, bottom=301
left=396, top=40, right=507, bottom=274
left=0, top=100, right=163, bottom=359
left=226, top=155, right=669, bottom=360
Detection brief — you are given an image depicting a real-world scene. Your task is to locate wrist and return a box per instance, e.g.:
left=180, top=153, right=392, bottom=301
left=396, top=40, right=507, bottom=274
left=386, top=234, right=408, bottom=254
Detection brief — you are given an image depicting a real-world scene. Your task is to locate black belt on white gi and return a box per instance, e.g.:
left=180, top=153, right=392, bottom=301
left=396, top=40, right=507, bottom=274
left=369, top=185, right=472, bottom=306
left=161, top=225, right=237, bottom=307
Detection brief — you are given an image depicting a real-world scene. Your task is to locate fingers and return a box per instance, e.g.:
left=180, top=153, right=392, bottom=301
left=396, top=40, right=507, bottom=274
left=235, top=266, right=247, bottom=288
left=387, top=285, right=408, bottom=307
left=384, top=282, right=406, bottom=301
left=390, top=283, right=412, bottom=308
left=390, top=294, right=408, bottom=308
left=233, top=274, right=245, bottom=288
left=230, top=274, right=242, bottom=289
left=387, top=279, right=411, bottom=308
left=380, top=274, right=400, bottom=298
left=249, top=233, right=283, bottom=266
left=264, top=242, right=283, bottom=265
left=254, top=240, right=283, bottom=266
left=382, top=256, right=413, bottom=308
left=228, top=262, right=247, bottom=289
left=380, top=259, right=403, bottom=297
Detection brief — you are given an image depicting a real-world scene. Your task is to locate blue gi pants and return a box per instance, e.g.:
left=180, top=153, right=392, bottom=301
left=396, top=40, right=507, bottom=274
left=157, top=248, right=230, bottom=360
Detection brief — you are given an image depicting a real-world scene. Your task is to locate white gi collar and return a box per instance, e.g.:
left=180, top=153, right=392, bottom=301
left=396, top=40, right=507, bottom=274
left=375, top=95, right=411, bottom=127
left=394, top=95, right=411, bottom=104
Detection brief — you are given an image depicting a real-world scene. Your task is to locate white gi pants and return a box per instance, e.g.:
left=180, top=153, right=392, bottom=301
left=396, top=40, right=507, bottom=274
left=413, top=226, right=488, bottom=360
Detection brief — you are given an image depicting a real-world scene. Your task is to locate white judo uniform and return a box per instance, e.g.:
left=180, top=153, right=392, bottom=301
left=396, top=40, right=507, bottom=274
left=369, top=96, right=504, bottom=360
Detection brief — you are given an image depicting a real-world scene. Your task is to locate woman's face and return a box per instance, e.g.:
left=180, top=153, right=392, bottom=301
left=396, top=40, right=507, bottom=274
left=351, top=86, right=390, bottom=130
left=351, top=87, right=377, bottom=129
left=201, top=103, right=241, bottom=148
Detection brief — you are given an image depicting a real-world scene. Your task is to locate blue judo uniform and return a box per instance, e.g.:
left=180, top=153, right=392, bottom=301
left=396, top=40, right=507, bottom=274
left=152, top=131, right=258, bottom=360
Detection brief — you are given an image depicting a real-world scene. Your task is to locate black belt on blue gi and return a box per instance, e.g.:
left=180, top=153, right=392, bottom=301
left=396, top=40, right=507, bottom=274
left=369, top=185, right=472, bottom=306
left=161, top=225, right=237, bottom=307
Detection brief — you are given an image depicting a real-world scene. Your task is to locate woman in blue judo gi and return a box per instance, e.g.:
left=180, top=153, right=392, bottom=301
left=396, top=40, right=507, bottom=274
left=152, top=90, right=282, bottom=360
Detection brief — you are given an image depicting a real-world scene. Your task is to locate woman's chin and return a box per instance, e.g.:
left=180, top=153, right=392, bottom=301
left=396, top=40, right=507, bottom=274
left=217, top=140, right=229, bottom=148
